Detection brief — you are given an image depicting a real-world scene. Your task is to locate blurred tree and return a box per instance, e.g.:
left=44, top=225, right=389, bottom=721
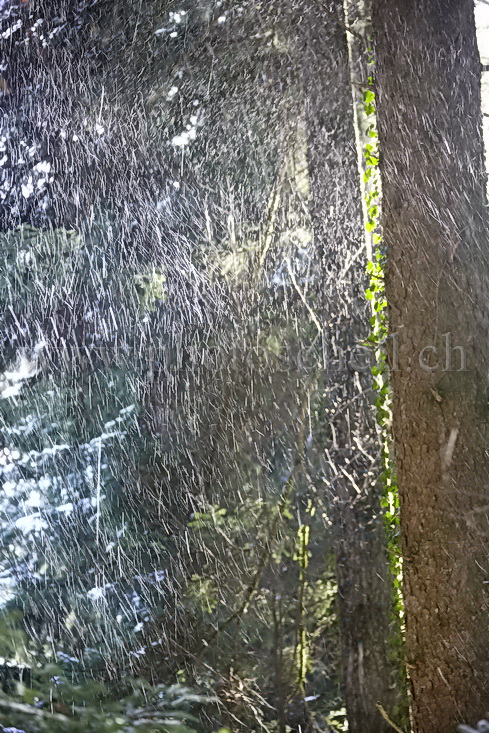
left=296, top=1, right=406, bottom=730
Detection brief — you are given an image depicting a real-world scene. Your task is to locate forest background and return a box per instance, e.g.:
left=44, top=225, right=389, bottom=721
left=0, top=2, right=488, bottom=733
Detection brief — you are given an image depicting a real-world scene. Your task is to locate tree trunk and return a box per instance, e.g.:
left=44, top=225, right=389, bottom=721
left=372, top=1, right=489, bottom=730
left=299, top=2, right=407, bottom=730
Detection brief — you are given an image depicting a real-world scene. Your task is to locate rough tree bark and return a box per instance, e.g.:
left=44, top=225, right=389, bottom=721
left=298, top=2, right=407, bottom=730
left=372, top=1, right=489, bottom=730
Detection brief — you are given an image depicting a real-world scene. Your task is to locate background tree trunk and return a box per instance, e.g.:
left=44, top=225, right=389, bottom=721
left=299, top=2, right=407, bottom=730
left=372, top=1, right=489, bottom=730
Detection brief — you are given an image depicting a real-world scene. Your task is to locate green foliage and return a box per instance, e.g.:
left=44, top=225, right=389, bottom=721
left=0, top=612, right=207, bottom=732
left=187, top=575, right=219, bottom=614
left=362, top=72, right=402, bottom=619
left=0, top=677, right=206, bottom=733
left=135, top=270, right=167, bottom=312
left=325, top=706, right=347, bottom=732
left=362, top=58, right=408, bottom=729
